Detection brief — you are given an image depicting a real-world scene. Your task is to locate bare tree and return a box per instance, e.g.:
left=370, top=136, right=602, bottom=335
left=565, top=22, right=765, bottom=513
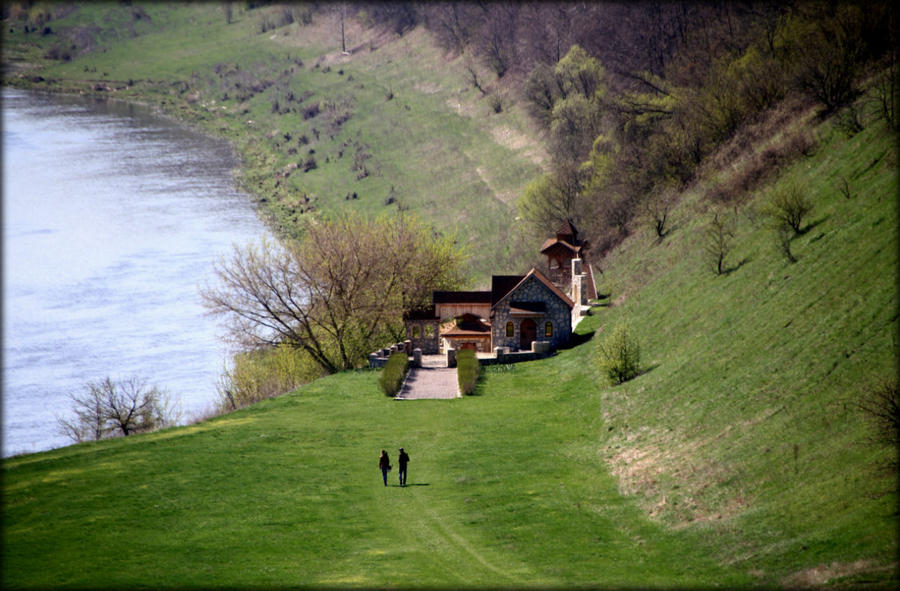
left=202, top=214, right=466, bottom=373
left=57, top=377, right=180, bottom=442
left=703, top=212, right=735, bottom=275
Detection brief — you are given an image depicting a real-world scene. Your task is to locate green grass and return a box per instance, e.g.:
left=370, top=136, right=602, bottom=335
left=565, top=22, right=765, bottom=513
left=7, top=97, right=893, bottom=589
left=3, top=4, right=897, bottom=588
left=3, top=340, right=754, bottom=589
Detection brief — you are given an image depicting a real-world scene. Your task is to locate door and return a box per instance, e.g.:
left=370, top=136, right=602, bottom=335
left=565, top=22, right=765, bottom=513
left=519, top=319, right=537, bottom=351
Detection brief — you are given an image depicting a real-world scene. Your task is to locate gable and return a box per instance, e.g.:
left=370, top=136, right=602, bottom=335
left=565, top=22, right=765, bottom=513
left=492, top=268, right=574, bottom=312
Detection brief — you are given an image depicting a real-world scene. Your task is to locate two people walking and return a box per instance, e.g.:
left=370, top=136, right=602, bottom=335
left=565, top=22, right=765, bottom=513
left=378, top=447, right=410, bottom=487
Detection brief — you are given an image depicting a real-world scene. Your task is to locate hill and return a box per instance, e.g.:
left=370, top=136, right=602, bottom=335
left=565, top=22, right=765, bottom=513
left=2, top=2, right=897, bottom=588
left=2, top=93, right=897, bottom=588
left=2, top=2, right=548, bottom=283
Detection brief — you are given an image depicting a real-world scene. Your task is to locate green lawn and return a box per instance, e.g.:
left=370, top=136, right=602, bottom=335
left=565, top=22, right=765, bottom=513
left=3, top=4, right=897, bottom=588
left=3, top=323, right=755, bottom=589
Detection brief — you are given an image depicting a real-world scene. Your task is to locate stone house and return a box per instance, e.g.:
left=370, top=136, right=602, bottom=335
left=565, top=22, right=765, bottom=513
left=403, top=221, right=596, bottom=355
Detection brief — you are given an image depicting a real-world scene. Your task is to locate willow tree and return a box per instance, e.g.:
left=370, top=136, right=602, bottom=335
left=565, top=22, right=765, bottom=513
left=202, top=214, right=467, bottom=373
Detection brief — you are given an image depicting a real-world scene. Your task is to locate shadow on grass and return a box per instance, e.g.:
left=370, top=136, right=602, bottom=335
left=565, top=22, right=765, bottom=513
left=393, top=483, right=430, bottom=487
left=798, top=214, right=831, bottom=235
left=722, top=256, right=752, bottom=276
left=562, top=328, right=596, bottom=349
left=638, top=362, right=660, bottom=378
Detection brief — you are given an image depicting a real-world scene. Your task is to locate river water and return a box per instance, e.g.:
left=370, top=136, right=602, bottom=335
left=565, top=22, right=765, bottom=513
left=2, top=88, right=267, bottom=457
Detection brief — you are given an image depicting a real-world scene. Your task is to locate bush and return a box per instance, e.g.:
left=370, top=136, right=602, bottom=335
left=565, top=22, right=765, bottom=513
left=217, top=345, right=322, bottom=411
left=380, top=352, right=409, bottom=397
left=597, top=324, right=641, bottom=385
left=761, top=181, right=813, bottom=234
left=457, top=348, right=481, bottom=395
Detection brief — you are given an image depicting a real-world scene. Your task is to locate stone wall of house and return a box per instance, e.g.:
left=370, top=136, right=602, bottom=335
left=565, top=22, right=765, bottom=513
left=491, top=275, right=572, bottom=351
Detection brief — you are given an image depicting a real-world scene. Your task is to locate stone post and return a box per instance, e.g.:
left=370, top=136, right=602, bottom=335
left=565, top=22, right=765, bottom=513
left=405, top=340, right=412, bottom=355
left=412, top=348, right=422, bottom=368
left=447, top=348, right=457, bottom=368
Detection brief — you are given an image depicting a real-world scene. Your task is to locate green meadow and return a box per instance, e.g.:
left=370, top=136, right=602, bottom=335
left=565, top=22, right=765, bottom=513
left=2, top=3, right=897, bottom=588
left=3, top=113, right=896, bottom=587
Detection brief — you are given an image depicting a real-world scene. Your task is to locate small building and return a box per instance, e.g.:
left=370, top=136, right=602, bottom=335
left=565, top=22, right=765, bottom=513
left=403, top=223, right=597, bottom=356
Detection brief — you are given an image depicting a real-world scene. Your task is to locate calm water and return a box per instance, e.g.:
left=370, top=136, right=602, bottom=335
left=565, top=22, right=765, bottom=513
left=2, top=88, right=267, bottom=457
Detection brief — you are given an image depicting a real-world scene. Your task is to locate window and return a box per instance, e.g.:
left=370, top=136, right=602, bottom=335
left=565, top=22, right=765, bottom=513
left=545, top=321, right=553, bottom=337
left=411, top=324, right=420, bottom=338
left=425, top=324, right=434, bottom=338
left=505, top=321, right=514, bottom=337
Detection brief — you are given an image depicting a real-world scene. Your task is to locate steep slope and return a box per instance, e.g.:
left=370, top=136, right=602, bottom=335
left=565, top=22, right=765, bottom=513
left=585, top=97, right=898, bottom=585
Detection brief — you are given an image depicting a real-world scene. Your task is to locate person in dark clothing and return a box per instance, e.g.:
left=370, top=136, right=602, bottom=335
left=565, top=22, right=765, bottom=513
left=378, top=449, right=391, bottom=486
left=397, top=447, right=410, bottom=486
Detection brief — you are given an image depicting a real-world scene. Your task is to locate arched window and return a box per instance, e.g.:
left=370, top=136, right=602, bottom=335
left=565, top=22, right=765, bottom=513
left=424, top=324, right=434, bottom=338
left=505, top=321, right=514, bottom=338
left=545, top=321, right=553, bottom=337
left=411, top=324, right=421, bottom=339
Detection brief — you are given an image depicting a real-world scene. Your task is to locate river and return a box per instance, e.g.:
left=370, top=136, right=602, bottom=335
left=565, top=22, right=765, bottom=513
left=2, top=88, right=267, bottom=457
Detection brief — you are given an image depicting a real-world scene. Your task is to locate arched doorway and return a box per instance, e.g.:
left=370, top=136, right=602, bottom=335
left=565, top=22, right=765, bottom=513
left=519, top=319, right=537, bottom=351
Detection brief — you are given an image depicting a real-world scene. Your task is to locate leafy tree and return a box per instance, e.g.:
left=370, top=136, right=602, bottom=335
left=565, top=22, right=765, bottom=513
left=517, top=163, right=587, bottom=235
left=597, top=324, right=641, bottom=385
left=202, top=214, right=467, bottom=373
left=761, top=181, right=813, bottom=234
left=57, top=377, right=179, bottom=442
left=217, top=344, right=323, bottom=411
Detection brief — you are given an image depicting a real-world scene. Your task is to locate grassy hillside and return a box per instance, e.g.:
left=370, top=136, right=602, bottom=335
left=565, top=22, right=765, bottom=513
left=3, top=3, right=546, bottom=282
left=3, top=105, right=896, bottom=587
left=3, top=3, right=897, bottom=588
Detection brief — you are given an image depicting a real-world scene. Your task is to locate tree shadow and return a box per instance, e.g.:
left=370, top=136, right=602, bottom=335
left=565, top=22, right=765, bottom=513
left=637, top=362, right=660, bottom=378
left=721, top=256, right=752, bottom=276
left=562, top=327, right=596, bottom=349
left=798, top=214, right=830, bottom=235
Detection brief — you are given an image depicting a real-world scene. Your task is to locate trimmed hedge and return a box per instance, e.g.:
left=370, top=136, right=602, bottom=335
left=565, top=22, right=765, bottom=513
left=379, top=351, right=409, bottom=397
left=456, top=348, right=481, bottom=395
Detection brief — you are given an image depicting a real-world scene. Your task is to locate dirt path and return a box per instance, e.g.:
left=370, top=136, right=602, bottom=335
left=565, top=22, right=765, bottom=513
left=395, top=356, right=459, bottom=400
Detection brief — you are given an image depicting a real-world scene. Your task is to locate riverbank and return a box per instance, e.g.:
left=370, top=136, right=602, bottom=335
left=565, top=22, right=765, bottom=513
left=3, top=3, right=546, bottom=282
left=2, top=87, right=267, bottom=456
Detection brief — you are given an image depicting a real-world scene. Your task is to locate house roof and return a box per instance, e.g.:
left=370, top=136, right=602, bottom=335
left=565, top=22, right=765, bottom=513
left=556, top=219, right=578, bottom=240
left=433, top=290, right=492, bottom=304
left=403, top=306, right=437, bottom=321
left=540, top=237, right=582, bottom=256
left=490, top=275, right=525, bottom=306
left=493, top=268, right=574, bottom=311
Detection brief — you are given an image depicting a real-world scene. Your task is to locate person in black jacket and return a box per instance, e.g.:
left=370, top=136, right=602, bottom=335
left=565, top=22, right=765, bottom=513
left=398, top=447, right=410, bottom=486
left=378, top=449, right=391, bottom=486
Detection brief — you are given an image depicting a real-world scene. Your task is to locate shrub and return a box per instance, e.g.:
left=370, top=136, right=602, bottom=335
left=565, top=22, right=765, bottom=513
left=597, top=324, right=641, bottom=385
left=761, top=181, right=813, bottom=234
left=857, top=380, right=900, bottom=448
left=216, top=345, right=322, bottom=411
left=456, top=348, right=481, bottom=395
left=380, top=352, right=409, bottom=397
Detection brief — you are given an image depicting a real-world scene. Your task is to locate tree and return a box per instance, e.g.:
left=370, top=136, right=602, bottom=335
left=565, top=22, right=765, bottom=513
left=202, top=214, right=467, bottom=373
left=761, top=181, right=813, bottom=234
left=703, top=212, right=735, bottom=275
left=57, top=377, right=179, bottom=442
left=517, top=164, right=587, bottom=235
left=597, top=323, right=641, bottom=385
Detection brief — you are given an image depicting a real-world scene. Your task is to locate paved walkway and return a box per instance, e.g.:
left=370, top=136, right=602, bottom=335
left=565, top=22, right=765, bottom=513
left=395, top=355, right=460, bottom=400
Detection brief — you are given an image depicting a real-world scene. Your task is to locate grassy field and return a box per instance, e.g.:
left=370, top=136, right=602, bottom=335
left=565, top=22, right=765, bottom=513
left=3, top=110, right=896, bottom=587
left=3, top=3, right=546, bottom=282
left=3, top=317, right=755, bottom=589
left=2, top=3, right=897, bottom=588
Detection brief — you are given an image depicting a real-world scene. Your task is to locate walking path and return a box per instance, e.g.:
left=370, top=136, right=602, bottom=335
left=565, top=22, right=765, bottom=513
left=395, top=355, right=460, bottom=400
